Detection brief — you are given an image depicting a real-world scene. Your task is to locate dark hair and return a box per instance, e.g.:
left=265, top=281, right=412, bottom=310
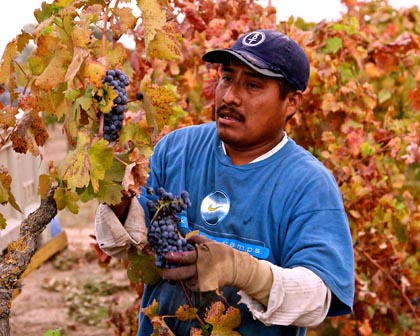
left=278, top=79, right=297, bottom=100
left=278, top=79, right=299, bottom=122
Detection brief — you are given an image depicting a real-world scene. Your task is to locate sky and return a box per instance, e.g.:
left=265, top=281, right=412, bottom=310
left=0, top=0, right=419, bottom=55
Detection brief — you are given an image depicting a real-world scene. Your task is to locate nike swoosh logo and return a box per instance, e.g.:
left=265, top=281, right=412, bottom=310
left=208, top=204, right=223, bottom=211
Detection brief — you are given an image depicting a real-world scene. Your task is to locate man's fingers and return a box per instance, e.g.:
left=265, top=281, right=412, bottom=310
left=187, top=234, right=211, bottom=245
left=164, top=250, right=197, bottom=264
left=161, top=264, right=196, bottom=281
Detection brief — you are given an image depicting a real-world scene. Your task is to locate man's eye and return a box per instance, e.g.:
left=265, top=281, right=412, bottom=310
left=247, top=82, right=260, bottom=89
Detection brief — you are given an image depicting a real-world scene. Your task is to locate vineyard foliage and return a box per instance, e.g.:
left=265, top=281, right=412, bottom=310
left=0, top=0, right=419, bottom=334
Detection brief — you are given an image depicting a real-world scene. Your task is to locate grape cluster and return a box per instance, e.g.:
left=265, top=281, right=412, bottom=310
left=102, top=69, right=129, bottom=142
left=146, top=187, right=194, bottom=268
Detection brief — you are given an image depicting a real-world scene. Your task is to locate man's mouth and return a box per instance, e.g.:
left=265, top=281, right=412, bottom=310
left=217, top=107, right=244, bottom=122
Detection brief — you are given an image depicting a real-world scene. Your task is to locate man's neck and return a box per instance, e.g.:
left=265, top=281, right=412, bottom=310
left=222, top=132, right=288, bottom=165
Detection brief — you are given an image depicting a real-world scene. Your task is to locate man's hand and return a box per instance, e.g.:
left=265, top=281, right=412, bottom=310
left=162, top=235, right=273, bottom=306
left=109, top=189, right=137, bottom=224
left=161, top=235, right=206, bottom=289
left=95, top=197, right=148, bottom=259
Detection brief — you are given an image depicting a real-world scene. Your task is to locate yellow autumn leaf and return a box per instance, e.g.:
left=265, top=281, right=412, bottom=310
left=88, top=139, right=114, bottom=193
left=137, top=0, right=166, bottom=47
left=65, top=47, right=90, bottom=84
left=71, top=26, right=92, bottom=48
left=34, top=43, right=72, bottom=90
left=113, top=7, right=138, bottom=33
left=82, top=57, right=106, bottom=88
left=54, top=186, right=80, bottom=213
left=57, top=132, right=91, bottom=190
left=148, top=28, right=181, bottom=60
left=140, top=76, right=180, bottom=131
left=0, top=40, right=18, bottom=84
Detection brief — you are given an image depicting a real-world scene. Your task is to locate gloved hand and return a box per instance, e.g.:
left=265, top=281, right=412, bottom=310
left=95, top=197, right=148, bottom=259
left=162, top=235, right=273, bottom=306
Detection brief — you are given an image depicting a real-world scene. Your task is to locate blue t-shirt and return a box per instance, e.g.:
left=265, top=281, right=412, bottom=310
left=137, top=122, right=354, bottom=336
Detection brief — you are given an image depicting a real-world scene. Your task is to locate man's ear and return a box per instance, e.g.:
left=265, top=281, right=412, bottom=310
left=285, top=91, right=303, bottom=119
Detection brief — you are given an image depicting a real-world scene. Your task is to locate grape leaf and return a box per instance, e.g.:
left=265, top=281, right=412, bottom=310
left=65, top=47, right=90, bottom=84
left=0, top=40, right=18, bottom=84
left=10, top=111, right=48, bottom=156
left=0, top=213, right=6, bottom=230
left=137, top=0, right=166, bottom=55
left=408, top=83, right=420, bottom=111
left=78, top=179, right=124, bottom=205
left=82, top=58, right=106, bottom=88
left=175, top=305, right=198, bottom=321
left=87, top=139, right=114, bottom=193
left=71, top=26, right=91, bottom=48
left=57, top=131, right=91, bottom=190
left=143, top=299, right=176, bottom=336
left=113, top=7, right=138, bottom=35
left=16, top=32, right=32, bottom=53
left=104, top=42, right=128, bottom=69
left=323, top=36, right=343, bottom=54
left=140, top=76, right=180, bottom=132
left=0, top=166, right=20, bottom=213
left=97, top=85, right=118, bottom=114
left=0, top=106, right=19, bottom=128
left=203, top=301, right=241, bottom=336
left=54, top=186, right=80, bottom=214
left=34, top=43, right=72, bottom=91
left=148, top=23, right=182, bottom=60
left=119, top=120, right=152, bottom=147
left=38, top=174, right=55, bottom=199
left=127, top=249, right=162, bottom=285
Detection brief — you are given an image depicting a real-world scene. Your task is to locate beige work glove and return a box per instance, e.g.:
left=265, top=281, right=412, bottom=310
left=94, top=197, right=148, bottom=259
left=163, top=236, right=273, bottom=306
left=196, top=242, right=273, bottom=306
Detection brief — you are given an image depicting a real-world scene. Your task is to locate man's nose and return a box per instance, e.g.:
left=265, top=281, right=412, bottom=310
left=222, top=83, right=241, bottom=105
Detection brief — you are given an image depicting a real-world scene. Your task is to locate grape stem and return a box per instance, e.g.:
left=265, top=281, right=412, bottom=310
left=112, top=155, right=128, bottom=166
left=98, top=112, right=104, bottom=138
left=179, top=281, right=205, bottom=325
left=149, top=201, right=173, bottom=225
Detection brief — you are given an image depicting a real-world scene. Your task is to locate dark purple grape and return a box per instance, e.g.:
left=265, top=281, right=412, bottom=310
left=146, top=187, right=194, bottom=268
left=101, top=68, right=129, bottom=142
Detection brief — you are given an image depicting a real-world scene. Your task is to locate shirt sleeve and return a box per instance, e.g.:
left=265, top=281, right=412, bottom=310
left=238, top=265, right=331, bottom=327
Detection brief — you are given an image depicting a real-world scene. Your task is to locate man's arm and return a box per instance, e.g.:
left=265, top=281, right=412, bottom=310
left=162, top=236, right=331, bottom=327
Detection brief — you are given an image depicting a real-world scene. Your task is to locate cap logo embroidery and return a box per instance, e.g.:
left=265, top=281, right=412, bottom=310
left=242, top=32, right=266, bottom=47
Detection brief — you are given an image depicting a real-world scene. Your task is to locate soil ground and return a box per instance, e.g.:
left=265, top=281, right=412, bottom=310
left=9, top=127, right=137, bottom=336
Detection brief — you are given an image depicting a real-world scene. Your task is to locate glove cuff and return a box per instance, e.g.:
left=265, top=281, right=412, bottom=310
left=195, top=242, right=273, bottom=306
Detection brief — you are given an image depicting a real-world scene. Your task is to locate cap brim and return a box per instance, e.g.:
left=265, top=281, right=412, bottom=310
left=202, top=49, right=284, bottom=78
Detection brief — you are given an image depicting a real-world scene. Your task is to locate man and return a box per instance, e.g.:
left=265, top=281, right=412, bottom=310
left=95, top=29, right=355, bottom=336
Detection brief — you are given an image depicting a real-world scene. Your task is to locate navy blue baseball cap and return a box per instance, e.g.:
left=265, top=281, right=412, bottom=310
left=202, top=29, right=310, bottom=91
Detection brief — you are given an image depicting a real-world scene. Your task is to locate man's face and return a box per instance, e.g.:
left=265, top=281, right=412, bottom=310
left=214, top=59, right=295, bottom=154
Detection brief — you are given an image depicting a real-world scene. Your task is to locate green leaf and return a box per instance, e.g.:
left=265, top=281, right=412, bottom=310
left=378, top=89, right=392, bottom=104
left=57, top=132, right=90, bottom=190
left=360, top=142, right=375, bottom=157
left=43, top=329, right=62, bottom=336
left=0, top=213, right=6, bottom=230
left=54, top=187, right=80, bottom=213
left=338, top=63, right=354, bottom=84
left=127, top=249, right=162, bottom=285
left=323, top=37, right=343, bottom=54
left=88, top=139, right=114, bottom=193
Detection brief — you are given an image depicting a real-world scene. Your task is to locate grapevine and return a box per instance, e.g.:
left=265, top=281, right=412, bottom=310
left=101, top=69, right=130, bottom=142
left=146, top=187, right=195, bottom=268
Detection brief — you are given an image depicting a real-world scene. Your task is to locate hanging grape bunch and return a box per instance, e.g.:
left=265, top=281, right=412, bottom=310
left=146, top=187, right=195, bottom=268
left=102, top=69, right=129, bottom=142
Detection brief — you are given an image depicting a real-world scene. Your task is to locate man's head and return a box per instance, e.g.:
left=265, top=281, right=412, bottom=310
left=202, top=30, right=310, bottom=164
left=202, top=30, right=310, bottom=92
